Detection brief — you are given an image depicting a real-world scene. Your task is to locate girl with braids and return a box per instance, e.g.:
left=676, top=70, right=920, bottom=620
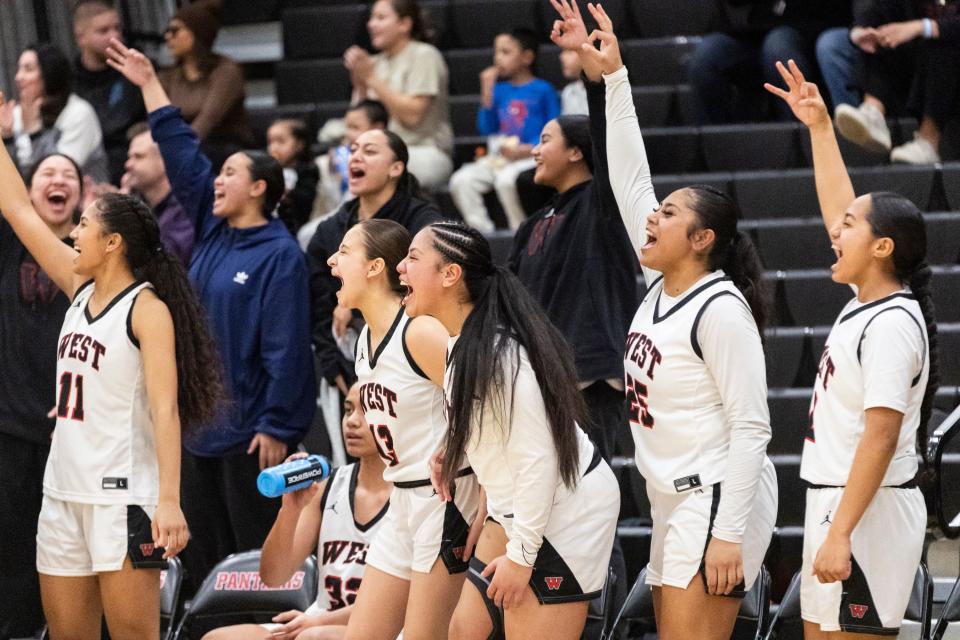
left=327, top=218, right=478, bottom=640
left=105, top=39, right=316, bottom=596
left=399, top=220, right=620, bottom=639
left=0, top=93, right=222, bottom=639
left=767, top=61, right=936, bottom=640
left=574, top=5, right=777, bottom=638
left=307, top=129, right=440, bottom=398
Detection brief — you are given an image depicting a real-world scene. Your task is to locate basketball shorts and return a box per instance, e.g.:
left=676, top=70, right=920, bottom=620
left=470, top=453, right=620, bottom=608
left=261, top=601, right=324, bottom=631
left=366, top=471, right=479, bottom=580
left=36, top=495, right=167, bottom=576
left=646, top=459, right=777, bottom=595
left=801, top=485, right=925, bottom=635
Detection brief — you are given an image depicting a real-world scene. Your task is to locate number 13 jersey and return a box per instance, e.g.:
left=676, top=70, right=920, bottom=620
left=355, top=307, right=447, bottom=484
left=44, top=281, right=159, bottom=505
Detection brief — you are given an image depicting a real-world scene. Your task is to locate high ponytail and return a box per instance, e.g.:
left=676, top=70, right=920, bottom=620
left=429, top=221, right=585, bottom=489
left=867, top=192, right=940, bottom=471
left=687, top=185, right=770, bottom=336
left=96, top=193, right=224, bottom=431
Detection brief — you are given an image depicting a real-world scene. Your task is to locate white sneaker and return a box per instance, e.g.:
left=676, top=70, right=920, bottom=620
left=890, top=133, right=941, bottom=165
left=834, top=103, right=892, bottom=153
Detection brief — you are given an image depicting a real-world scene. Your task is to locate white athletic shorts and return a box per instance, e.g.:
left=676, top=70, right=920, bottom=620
left=801, top=485, right=926, bottom=634
left=472, top=452, right=620, bottom=606
left=646, top=459, right=777, bottom=595
left=366, top=471, right=479, bottom=580
left=36, top=495, right=166, bottom=576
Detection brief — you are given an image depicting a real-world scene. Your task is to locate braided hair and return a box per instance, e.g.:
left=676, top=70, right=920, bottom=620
left=429, top=221, right=585, bottom=489
left=96, top=193, right=224, bottom=430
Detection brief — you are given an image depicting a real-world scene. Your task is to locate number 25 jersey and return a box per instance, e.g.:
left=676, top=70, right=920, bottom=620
left=44, top=281, right=159, bottom=505
left=355, top=308, right=446, bottom=483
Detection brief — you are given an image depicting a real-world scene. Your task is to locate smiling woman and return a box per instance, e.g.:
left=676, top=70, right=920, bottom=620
left=305, top=128, right=440, bottom=399
left=0, top=153, right=82, bottom=634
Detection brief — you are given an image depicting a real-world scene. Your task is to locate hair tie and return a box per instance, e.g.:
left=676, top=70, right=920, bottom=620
left=154, top=244, right=164, bottom=254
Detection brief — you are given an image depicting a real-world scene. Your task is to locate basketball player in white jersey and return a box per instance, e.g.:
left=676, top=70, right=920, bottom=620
left=396, top=220, right=620, bottom=640
left=0, top=93, right=223, bottom=640
left=767, top=61, right=937, bottom=639
left=203, top=382, right=392, bottom=640
left=555, top=4, right=778, bottom=638
left=326, top=218, right=480, bottom=640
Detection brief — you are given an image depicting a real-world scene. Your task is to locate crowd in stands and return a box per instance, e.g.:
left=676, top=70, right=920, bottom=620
left=0, top=0, right=957, bottom=637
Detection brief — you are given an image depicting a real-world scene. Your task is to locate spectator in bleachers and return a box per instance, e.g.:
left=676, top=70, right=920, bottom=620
left=687, top=0, right=851, bottom=124
left=312, top=100, right=389, bottom=228
left=344, top=0, right=454, bottom=190
left=829, top=0, right=960, bottom=164
left=107, top=39, right=316, bottom=596
left=266, top=118, right=320, bottom=235
left=0, top=153, right=81, bottom=640
left=306, top=129, right=441, bottom=397
left=450, top=27, right=560, bottom=232
left=0, top=43, right=109, bottom=182
left=560, top=48, right=588, bottom=116
left=507, top=6, right=637, bottom=463
left=159, top=0, right=254, bottom=171
left=201, top=383, right=391, bottom=640
left=71, top=0, right=145, bottom=184
left=122, top=122, right=194, bottom=264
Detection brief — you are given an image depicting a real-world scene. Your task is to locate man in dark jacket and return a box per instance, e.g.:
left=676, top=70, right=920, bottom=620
left=72, top=0, right=146, bottom=183
left=687, top=0, right=853, bottom=123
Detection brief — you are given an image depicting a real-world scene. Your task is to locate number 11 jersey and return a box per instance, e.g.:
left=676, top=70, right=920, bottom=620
left=355, top=307, right=447, bottom=484
left=44, top=281, right=159, bottom=505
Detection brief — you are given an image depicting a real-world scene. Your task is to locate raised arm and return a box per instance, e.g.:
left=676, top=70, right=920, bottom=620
left=580, top=4, right=660, bottom=283
left=0, top=93, right=82, bottom=298
left=106, top=39, right=217, bottom=239
left=765, top=60, right=855, bottom=235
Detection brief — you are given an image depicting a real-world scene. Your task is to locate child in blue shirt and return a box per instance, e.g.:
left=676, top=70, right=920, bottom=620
left=450, top=27, right=560, bottom=231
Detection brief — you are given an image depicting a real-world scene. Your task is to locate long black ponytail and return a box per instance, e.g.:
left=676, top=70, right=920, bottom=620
left=96, top=193, right=224, bottom=431
left=687, top=185, right=769, bottom=336
left=430, top=221, right=584, bottom=489
left=867, top=192, right=940, bottom=471
left=382, top=129, right=425, bottom=199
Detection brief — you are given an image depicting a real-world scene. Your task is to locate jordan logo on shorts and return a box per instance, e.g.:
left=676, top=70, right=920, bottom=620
left=848, top=604, right=869, bottom=619
left=544, top=576, right=564, bottom=590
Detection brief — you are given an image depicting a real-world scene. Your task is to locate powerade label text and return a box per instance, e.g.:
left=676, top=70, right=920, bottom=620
left=286, top=467, right=324, bottom=485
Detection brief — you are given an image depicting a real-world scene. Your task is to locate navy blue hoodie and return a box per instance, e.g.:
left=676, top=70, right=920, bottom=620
left=149, top=105, right=316, bottom=456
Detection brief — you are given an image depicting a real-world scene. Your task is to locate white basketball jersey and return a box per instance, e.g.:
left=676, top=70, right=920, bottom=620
left=44, top=281, right=158, bottom=505
left=800, top=292, right=928, bottom=486
left=355, top=308, right=447, bottom=483
left=625, top=273, right=750, bottom=494
left=316, top=463, right=388, bottom=611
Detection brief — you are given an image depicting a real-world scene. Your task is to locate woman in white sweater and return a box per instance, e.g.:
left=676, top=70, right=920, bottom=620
left=1, top=44, right=108, bottom=182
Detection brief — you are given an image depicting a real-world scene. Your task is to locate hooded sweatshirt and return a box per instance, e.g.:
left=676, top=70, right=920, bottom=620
left=149, top=105, right=316, bottom=456
left=306, top=190, right=441, bottom=385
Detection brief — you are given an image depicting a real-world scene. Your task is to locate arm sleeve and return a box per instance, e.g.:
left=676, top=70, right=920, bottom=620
left=54, top=98, right=103, bottom=167
left=255, top=248, right=316, bottom=442
left=698, top=295, right=772, bottom=543
left=477, top=84, right=501, bottom=136
left=861, top=310, right=925, bottom=413
left=504, top=355, right=560, bottom=567
left=404, top=46, right=443, bottom=97
left=188, top=60, right=246, bottom=140
left=148, top=105, right=218, bottom=239
left=306, top=219, right=347, bottom=384
left=603, top=66, right=660, bottom=285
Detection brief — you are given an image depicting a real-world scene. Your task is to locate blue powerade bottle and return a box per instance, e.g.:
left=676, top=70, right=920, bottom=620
left=257, top=455, right=331, bottom=498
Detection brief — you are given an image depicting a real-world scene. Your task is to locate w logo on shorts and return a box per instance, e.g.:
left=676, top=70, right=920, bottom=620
left=544, top=576, right=564, bottom=590
left=139, top=543, right=155, bottom=556
left=848, top=604, right=869, bottom=619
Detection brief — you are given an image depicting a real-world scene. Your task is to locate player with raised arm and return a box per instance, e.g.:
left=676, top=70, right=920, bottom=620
left=574, top=4, right=778, bottom=638
left=767, top=61, right=937, bottom=640
left=0, top=91, right=222, bottom=639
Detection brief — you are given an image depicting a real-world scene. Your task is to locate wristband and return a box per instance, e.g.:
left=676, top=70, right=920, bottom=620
left=923, top=18, right=934, bottom=39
